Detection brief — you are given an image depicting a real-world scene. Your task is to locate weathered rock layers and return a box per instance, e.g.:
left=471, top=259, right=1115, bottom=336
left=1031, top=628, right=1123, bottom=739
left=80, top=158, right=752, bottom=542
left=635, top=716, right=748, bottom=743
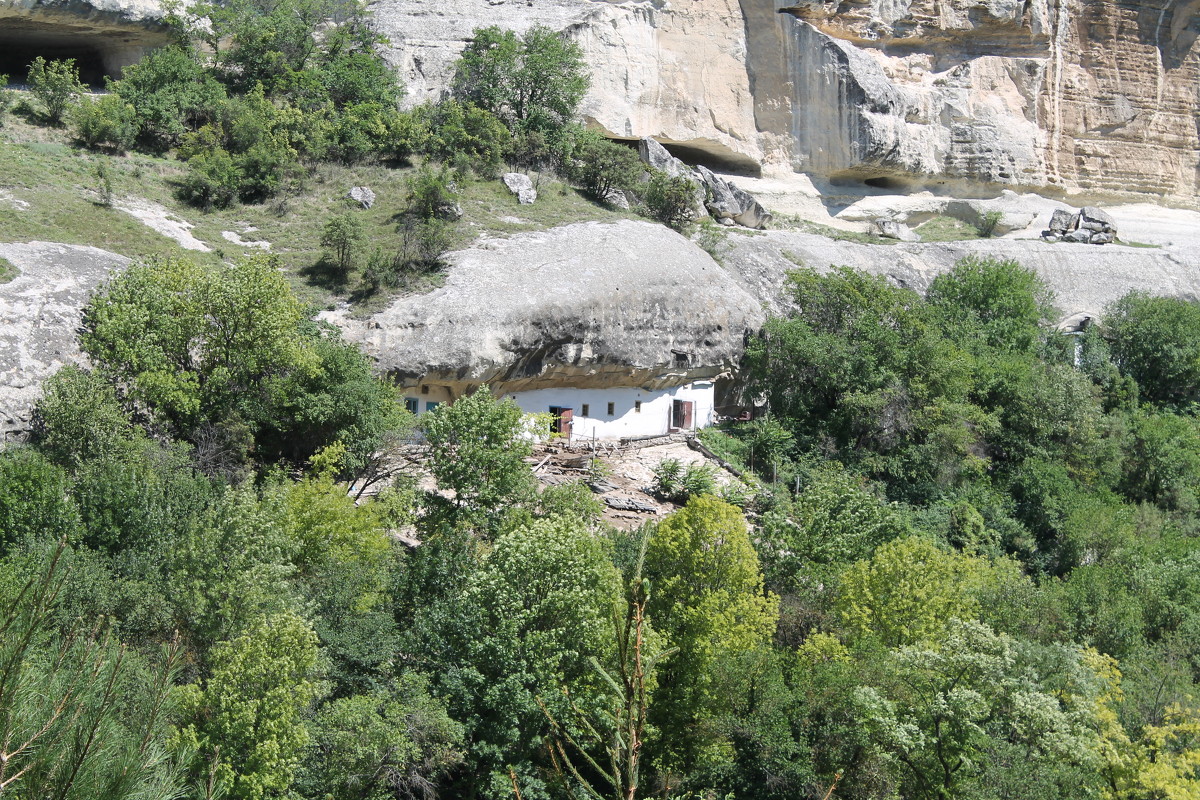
left=373, top=0, right=1200, bottom=202
left=332, top=220, right=765, bottom=394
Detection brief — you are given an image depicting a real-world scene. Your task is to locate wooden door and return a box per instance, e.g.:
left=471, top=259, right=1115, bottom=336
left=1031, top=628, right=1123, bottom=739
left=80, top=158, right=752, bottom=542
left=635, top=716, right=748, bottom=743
left=549, top=406, right=573, bottom=436
left=672, top=399, right=694, bottom=430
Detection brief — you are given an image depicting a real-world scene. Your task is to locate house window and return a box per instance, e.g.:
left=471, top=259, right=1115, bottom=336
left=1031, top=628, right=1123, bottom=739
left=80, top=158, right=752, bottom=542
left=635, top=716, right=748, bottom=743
left=420, top=385, right=430, bottom=395
left=634, top=401, right=642, bottom=413
left=425, top=401, right=440, bottom=412
left=404, top=397, right=418, bottom=414
left=581, top=403, right=590, bottom=417
left=607, top=402, right=615, bottom=416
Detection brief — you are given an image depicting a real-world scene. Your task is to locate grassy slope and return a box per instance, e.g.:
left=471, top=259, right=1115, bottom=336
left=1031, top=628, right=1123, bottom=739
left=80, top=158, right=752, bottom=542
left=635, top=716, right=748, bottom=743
left=0, top=110, right=636, bottom=310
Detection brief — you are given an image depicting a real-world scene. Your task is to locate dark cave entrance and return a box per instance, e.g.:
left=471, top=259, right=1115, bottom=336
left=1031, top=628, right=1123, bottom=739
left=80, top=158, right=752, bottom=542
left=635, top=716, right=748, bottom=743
left=0, top=27, right=117, bottom=88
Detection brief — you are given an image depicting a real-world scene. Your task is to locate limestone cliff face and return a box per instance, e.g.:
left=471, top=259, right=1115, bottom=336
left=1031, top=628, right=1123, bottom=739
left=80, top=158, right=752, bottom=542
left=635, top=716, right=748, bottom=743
left=762, top=0, right=1200, bottom=199
left=373, top=0, right=1200, bottom=201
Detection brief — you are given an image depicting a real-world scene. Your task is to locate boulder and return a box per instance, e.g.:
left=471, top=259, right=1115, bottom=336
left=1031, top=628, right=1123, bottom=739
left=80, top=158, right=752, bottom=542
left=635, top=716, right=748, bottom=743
left=434, top=200, right=463, bottom=221
left=694, top=166, right=773, bottom=230
left=501, top=173, right=537, bottom=205
left=1090, top=232, right=1114, bottom=245
left=638, top=137, right=690, bottom=178
left=871, top=218, right=920, bottom=242
left=1063, top=229, right=1093, bottom=244
left=1079, top=206, right=1117, bottom=235
left=1048, top=208, right=1076, bottom=233
left=336, top=220, right=764, bottom=393
left=348, top=186, right=375, bottom=209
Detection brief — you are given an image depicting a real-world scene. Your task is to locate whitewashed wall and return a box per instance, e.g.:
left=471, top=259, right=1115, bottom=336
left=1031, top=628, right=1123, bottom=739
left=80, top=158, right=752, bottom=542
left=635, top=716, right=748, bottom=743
left=401, top=381, right=716, bottom=440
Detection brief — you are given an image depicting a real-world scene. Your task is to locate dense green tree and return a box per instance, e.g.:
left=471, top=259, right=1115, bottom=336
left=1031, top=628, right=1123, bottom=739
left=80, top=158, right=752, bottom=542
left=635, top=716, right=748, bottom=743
left=927, top=256, right=1054, bottom=353
left=111, top=45, right=227, bottom=151
left=452, top=25, right=590, bottom=139
left=418, top=99, right=511, bottom=176
left=420, top=387, right=536, bottom=520
left=0, top=448, right=79, bottom=553
left=300, top=675, right=464, bottom=800
left=1103, top=292, right=1200, bottom=409
left=80, top=254, right=402, bottom=472
left=436, top=515, right=623, bottom=798
left=27, top=57, right=85, bottom=124
left=0, top=545, right=185, bottom=800
left=177, top=611, right=319, bottom=800
left=571, top=132, right=643, bottom=202
left=642, top=496, right=779, bottom=783
left=835, top=536, right=988, bottom=648
left=854, top=619, right=1103, bottom=800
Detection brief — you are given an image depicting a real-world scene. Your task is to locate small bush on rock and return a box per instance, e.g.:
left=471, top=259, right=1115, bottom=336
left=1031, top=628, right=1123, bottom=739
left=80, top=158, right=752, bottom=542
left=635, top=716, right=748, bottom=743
left=571, top=132, right=642, bottom=204
left=643, top=169, right=698, bottom=230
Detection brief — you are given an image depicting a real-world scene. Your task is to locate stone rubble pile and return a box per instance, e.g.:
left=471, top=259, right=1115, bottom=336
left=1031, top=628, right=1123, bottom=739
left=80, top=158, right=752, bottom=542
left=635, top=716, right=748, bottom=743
left=636, top=138, right=772, bottom=229
left=1043, top=207, right=1118, bottom=244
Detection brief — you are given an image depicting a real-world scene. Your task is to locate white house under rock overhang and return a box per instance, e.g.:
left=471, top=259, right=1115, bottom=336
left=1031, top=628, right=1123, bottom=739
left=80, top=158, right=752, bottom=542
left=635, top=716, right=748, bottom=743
left=330, top=219, right=766, bottom=440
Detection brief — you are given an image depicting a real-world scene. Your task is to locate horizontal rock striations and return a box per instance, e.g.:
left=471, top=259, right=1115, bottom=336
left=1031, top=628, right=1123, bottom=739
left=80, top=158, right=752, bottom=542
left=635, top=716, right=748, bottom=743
left=372, top=0, right=1200, bottom=202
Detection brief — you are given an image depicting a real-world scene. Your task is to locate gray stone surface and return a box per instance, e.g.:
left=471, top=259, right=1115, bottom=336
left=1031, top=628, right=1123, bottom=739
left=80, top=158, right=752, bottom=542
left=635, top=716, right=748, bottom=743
left=718, top=229, right=1200, bottom=327
left=501, top=173, right=537, bottom=205
left=871, top=218, right=920, bottom=242
left=334, top=220, right=764, bottom=392
left=1048, top=209, right=1075, bottom=233
left=694, top=166, right=773, bottom=229
left=348, top=186, right=375, bottom=209
left=0, top=242, right=129, bottom=437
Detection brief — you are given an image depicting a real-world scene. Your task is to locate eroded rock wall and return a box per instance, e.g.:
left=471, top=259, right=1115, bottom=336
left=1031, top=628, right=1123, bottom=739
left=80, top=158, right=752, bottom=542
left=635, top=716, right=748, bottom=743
left=763, top=0, right=1200, bottom=199
left=372, top=0, right=1200, bottom=201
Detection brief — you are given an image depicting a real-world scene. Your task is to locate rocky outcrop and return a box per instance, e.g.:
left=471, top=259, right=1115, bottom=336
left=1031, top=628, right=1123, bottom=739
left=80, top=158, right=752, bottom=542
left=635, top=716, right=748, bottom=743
left=501, top=173, right=537, bottom=205
left=332, top=220, right=765, bottom=394
left=1044, top=206, right=1118, bottom=243
left=371, top=0, right=1200, bottom=203
left=0, top=241, right=128, bottom=437
left=637, top=138, right=771, bottom=228
left=718, top=228, right=1200, bottom=326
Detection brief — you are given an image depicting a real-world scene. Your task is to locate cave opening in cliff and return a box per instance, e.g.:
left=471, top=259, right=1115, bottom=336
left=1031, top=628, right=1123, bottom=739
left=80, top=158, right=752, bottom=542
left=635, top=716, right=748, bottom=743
left=0, top=27, right=113, bottom=88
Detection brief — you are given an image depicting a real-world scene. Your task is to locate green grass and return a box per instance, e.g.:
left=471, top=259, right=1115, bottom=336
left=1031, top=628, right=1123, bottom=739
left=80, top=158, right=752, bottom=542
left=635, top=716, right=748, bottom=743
left=913, top=215, right=984, bottom=242
left=0, top=113, right=635, bottom=312
left=774, top=214, right=895, bottom=245
left=0, top=256, right=17, bottom=283
left=1121, top=240, right=1162, bottom=249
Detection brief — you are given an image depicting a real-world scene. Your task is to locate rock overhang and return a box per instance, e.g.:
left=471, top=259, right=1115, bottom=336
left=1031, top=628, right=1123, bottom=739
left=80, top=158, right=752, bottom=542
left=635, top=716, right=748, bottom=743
left=334, top=219, right=767, bottom=393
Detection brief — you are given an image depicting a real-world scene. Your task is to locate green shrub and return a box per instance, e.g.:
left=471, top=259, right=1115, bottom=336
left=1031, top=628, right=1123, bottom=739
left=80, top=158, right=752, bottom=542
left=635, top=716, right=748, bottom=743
left=27, top=57, right=86, bottom=124
left=406, top=165, right=459, bottom=220
left=418, top=100, right=510, bottom=177
left=112, top=45, right=226, bottom=151
left=652, top=458, right=719, bottom=503
left=328, top=102, right=393, bottom=164
left=0, top=75, right=14, bottom=126
left=179, top=147, right=242, bottom=209
left=642, top=169, right=698, bottom=229
left=977, top=209, right=1004, bottom=237
left=570, top=132, right=642, bottom=203
left=71, top=94, right=139, bottom=151
left=320, top=213, right=365, bottom=276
